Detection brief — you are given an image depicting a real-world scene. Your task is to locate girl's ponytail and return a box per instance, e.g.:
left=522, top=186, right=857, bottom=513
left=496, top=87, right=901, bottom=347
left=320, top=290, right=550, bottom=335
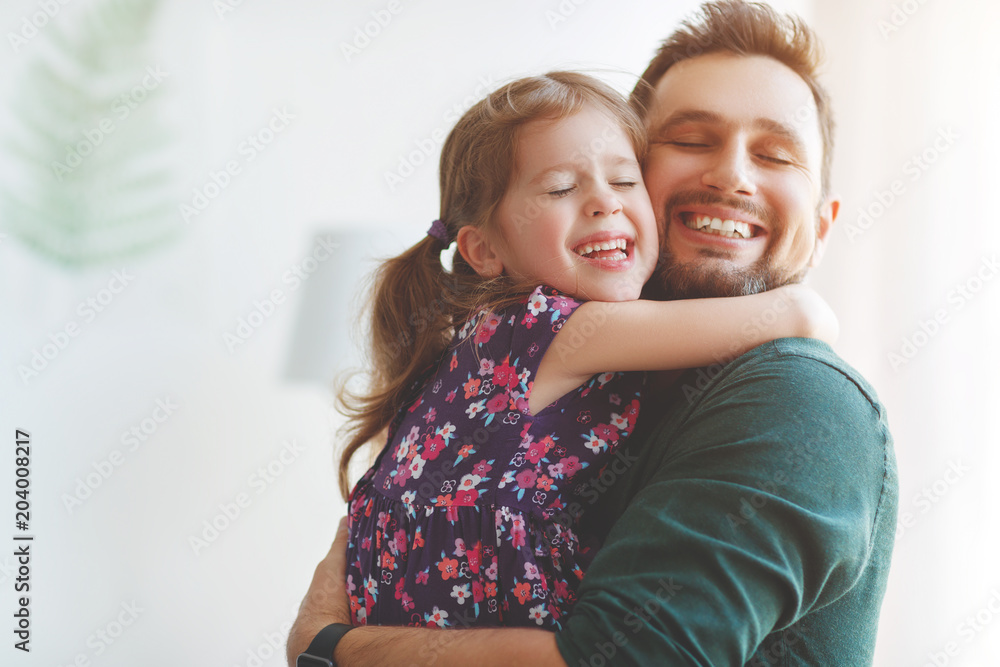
left=337, top=233, right=455, bottom=500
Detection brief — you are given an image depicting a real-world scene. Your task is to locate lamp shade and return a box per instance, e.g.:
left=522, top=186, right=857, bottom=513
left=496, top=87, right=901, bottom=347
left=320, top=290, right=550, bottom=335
left=284, top=227, right=403, bottom=384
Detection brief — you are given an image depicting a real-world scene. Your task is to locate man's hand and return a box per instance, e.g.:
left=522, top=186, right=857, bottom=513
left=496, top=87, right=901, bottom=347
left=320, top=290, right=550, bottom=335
left=287, top=517, right=352, bottom=666
left=285, top=516, right=564, bottom=667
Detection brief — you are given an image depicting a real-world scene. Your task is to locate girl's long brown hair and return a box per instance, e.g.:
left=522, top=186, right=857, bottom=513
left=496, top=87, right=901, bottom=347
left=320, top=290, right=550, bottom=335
left=337, top=71, right=647, bottom=499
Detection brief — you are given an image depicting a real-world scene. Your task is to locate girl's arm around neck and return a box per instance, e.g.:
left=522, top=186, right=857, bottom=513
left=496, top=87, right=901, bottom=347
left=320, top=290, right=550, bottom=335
left=528, top=284, right=837, bottom=413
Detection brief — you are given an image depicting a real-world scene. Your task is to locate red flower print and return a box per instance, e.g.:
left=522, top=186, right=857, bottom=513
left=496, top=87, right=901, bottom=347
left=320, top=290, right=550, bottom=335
left=381, top=552, right=395, bottom=569
left=392, top=463, right=412, bottom=487
left=576, top=410, right=591, bottom=425
left=422, top=434, right=446, bottom=461
left=473, top=581, right=485, bottom=603
left=473, top=315, right=500, bottom=344
left=484, top=581, right=497, bottom=598
left=513, top=582, right=532, bottom=605
left=552, top=295, right=578, bottom=315
left=449, top=351, right=458, bottom=371
left=455, top=489, right=478, bottom=505
left=486, top=393, right=509, bottom=414
left=393, top=529, right=408, bottom=555
left=521, top=312, right=537, bottom=328
left=536, top=474, right=554, bottom=491
left=400, top=592, right=414, bottom=611
left=467, top=543, right=481, bottom=573
left=561, top=456, right=583, bottom=476
left=525, top=440, right=547, bottom=464
left=413, top=528, right=425, bottom=549
left=438, top=557, right=460, bottom=580
left=445, top=389, right=456, bottom=403
left=515, top=469, right=537, bottom=489
left=592, top=423, right=619, bottom=443
left=415, top=568, right=429, bottom=584
left=463, top=377, right=481, bottom=399
left=492, top=359, right=517, bottom=389
left=472, top=459, right=492, bottom=476
left=423, top=407, right=436, bottom=424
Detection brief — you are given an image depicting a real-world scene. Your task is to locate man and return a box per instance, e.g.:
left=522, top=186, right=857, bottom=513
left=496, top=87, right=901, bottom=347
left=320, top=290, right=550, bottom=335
left=289, top=2, right=897, bottom=665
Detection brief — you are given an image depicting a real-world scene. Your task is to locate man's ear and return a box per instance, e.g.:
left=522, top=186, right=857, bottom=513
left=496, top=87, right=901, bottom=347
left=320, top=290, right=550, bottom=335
left=809, top=195, right=840, bottom=268
left=456, top=225, right=504, bottom=278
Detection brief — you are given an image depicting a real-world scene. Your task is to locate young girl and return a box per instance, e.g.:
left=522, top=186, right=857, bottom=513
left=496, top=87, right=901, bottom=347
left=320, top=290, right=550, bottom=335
left=339, top=71, right=834, bottom=630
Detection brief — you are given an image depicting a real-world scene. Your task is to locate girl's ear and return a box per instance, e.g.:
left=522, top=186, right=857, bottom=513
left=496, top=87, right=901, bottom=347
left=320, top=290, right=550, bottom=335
left=456, top=226, right=504, bottom=278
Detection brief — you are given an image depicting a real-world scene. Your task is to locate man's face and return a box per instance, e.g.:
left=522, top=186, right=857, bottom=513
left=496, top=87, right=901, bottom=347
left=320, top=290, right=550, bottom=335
left=643, top=52, right=839, bottom=299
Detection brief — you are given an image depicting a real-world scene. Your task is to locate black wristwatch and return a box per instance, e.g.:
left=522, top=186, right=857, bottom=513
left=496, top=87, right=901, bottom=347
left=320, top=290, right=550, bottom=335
left=296, top=623, right=355, bottom=667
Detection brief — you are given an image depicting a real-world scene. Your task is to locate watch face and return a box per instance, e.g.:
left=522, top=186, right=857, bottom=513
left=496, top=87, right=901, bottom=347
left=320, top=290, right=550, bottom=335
left=296, top=654, right=334, bottom=667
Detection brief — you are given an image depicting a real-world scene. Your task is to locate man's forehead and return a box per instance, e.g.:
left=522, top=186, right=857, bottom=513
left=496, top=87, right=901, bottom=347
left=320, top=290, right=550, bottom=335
left=646, top=53, right=820, bottom=143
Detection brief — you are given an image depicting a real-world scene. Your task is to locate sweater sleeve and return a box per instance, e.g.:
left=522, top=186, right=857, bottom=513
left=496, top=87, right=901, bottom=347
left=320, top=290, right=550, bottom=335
left=554, top=340, right=896, bottom=665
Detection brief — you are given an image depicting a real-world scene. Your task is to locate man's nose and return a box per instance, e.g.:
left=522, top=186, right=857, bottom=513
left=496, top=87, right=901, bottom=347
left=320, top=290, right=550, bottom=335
left=701, top=143, right=757, bottom=196
left=586, top=184, right=623, bottom=217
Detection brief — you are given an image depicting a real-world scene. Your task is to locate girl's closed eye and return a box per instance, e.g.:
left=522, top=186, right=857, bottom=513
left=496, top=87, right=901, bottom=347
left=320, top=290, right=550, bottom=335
left=668, top=139, right=710, bottom=148
left=547, top=186, right=576, bottom=198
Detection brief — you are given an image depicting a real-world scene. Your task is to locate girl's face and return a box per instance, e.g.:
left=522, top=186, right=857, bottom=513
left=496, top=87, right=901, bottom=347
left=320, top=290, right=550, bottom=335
left=491, top=107, right=658, bottom=302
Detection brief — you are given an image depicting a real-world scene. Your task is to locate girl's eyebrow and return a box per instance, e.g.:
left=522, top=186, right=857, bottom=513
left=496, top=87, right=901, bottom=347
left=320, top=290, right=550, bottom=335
left=527, top=163, right=576, bottom=185
left=527, top=155, right=640, bottom=185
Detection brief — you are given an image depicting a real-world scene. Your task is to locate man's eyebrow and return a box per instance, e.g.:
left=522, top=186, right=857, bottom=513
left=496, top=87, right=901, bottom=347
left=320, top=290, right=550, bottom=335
left=752, top=117, right=808, bottom=154
left=651, top=109, right=808, bottom=153
left=651, top=109, right=724, bottom=136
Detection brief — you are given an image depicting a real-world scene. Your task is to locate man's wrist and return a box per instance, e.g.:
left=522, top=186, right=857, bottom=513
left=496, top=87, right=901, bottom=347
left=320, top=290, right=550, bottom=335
left=297, top=622, right=355, bottom=666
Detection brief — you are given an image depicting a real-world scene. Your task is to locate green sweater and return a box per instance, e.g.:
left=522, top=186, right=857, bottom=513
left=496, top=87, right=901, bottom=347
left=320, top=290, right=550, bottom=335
left=555, top=338, right=897, bottom=666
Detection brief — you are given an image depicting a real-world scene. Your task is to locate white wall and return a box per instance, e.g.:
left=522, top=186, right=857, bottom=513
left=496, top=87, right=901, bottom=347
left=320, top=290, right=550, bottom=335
left=3, top=0, right=997, bottom=665
left=810, top=1, right=1000, bottom=665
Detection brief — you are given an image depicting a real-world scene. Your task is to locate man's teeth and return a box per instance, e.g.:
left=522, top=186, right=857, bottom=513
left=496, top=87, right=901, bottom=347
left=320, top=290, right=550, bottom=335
left=684, top=214, right=752, bottom=239
left=574, top=238, right=628, bottom=258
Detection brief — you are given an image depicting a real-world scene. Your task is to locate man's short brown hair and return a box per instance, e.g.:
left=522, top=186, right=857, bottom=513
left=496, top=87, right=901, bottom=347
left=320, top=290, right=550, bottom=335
left=632, top=0, right=835, bottom=197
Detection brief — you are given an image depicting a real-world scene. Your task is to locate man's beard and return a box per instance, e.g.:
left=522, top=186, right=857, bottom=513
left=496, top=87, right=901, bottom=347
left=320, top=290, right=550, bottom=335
left=649, top=244, right=804, bottom=300
left=646, top=189, right=810, bottom=301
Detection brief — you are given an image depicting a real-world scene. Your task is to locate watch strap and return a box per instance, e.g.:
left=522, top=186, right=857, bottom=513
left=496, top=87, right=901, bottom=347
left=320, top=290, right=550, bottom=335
left=296, top=622, right=355, bottom=667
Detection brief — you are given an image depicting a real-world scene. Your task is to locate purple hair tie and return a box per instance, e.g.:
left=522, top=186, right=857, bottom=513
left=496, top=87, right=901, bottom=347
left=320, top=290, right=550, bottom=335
left=427, top=219, right=450, bottom=244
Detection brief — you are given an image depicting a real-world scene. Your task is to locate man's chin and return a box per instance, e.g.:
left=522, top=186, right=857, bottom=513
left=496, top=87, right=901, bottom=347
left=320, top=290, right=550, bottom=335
left=644, top=257, right=803, bottom=301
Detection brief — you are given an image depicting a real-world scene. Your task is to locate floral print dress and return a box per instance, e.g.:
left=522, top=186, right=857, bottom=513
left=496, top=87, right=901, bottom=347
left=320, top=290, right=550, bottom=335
left=346, top=286, right=643, bottom=630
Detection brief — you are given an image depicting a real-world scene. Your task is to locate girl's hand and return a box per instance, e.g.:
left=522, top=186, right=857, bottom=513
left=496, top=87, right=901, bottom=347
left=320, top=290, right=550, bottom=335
left=775, top=284, right=840, bottom=346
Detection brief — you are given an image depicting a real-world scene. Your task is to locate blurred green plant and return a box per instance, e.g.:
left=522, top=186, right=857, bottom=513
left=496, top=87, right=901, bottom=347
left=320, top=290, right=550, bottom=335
left=1, top=0, right=182, bottom=267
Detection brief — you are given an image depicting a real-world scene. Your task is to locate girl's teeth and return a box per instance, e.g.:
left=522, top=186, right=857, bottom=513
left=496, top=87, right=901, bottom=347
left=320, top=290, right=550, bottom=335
left=575, top=238, right=628, bottom=256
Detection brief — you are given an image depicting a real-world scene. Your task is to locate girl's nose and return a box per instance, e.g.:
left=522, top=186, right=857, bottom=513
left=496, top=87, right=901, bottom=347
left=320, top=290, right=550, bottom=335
left=586, top=185, right=623, bottom=218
